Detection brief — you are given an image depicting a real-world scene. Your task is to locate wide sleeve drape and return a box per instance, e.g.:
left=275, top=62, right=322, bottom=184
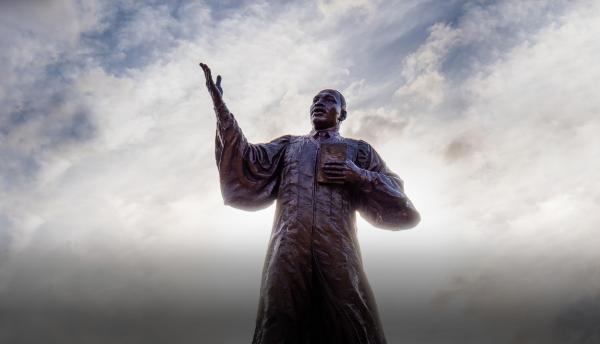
left=214, top=103, right=291, bottom=211
left=354, top=140, right=420, bottom=230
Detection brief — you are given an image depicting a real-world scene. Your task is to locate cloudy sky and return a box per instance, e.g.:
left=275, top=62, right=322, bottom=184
left=1, top=0, right=599, bottom=343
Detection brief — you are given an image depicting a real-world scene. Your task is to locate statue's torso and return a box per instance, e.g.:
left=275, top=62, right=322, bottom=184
left=275, top=134, right=361, bottom=238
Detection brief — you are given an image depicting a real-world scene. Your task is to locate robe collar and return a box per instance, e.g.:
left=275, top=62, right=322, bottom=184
left=309, top=124, right=341, bottom=140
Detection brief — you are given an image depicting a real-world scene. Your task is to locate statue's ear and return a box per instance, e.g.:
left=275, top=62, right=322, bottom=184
left=339, top=109, right=347, bottom=122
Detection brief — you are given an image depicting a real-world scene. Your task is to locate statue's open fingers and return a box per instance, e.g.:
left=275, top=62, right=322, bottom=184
left=323, top=162, right=346, bottom=169
left=216, top=75, right=223, bottom=95
left=206, top=67, right=214, bottom=85
left=325, top=175, right=346, bottom=182
left=200, top=63, right=214, bottom=85
left=324, top=170, right=344, bottom=177
left=323, top=165, right=345, bottom=176
left=199, top=62, right=208, bottom=76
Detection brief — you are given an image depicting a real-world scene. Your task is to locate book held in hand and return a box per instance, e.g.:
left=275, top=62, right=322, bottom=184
left=317, top=143, right=348, bottom=184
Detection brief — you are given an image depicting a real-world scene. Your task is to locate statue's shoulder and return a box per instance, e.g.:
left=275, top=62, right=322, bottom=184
left=278, top=134, right=312, bottom=145
left=269, top=134, right=302, bottom=145
left=340, top=135, right=372, bottom=151
left=288, top=134, right=305, bottom=144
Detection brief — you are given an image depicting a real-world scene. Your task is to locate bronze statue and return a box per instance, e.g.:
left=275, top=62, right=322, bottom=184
left=200, top=63, right=420, bottom=344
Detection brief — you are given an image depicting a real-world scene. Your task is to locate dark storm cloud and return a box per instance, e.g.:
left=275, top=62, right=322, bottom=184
left=0, top=304, right=255, bottom=344
left=0, top=216, right=14, bottom=266
left=0, top=248, right=266, bottom=343
left=555, top=294, right=600, bottom=343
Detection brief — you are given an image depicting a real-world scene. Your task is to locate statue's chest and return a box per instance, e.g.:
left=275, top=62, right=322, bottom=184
left=280, top=137, right=358, bottom=187
left=277, top=136, right=358, bottom=219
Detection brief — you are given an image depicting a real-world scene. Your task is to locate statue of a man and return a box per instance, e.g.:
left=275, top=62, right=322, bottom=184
left=200, top=63, right=420, bottom=344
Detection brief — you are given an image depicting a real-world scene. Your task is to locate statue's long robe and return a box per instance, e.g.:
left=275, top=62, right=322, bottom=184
left=214, top=105, right=420, bottom=344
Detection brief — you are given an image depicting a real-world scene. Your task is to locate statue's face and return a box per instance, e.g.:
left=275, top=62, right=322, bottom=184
left=310, top=90, right=344, bottom=130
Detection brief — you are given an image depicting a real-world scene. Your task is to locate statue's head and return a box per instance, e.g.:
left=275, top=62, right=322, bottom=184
left=310, top=89, right=346, bottom=130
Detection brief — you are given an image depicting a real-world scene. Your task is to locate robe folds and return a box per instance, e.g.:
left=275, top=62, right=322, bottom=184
left=214, top=103, right=420, bottom=344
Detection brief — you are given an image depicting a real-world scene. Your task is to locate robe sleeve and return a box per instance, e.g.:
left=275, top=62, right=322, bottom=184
left=354, top=140, right=420, bottom=230
left=214, top=102, right=291, bottom=211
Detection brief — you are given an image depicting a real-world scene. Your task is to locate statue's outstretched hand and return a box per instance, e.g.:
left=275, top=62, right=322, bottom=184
left=199, top=62, right=224, bottom=106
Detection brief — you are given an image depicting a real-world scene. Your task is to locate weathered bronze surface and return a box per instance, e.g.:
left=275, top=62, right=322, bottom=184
left=200, top=63, right=420, bottom=344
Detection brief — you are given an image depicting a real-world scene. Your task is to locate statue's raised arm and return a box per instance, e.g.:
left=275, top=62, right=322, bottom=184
left=199, top=62, right=292, bottom=211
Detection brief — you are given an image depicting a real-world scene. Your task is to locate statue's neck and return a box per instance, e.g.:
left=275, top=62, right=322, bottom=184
left=311, top=122, right=340, bottom=133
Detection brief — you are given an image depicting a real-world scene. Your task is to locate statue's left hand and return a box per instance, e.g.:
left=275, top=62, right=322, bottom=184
left=322, top=160, right=365, bottom=184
